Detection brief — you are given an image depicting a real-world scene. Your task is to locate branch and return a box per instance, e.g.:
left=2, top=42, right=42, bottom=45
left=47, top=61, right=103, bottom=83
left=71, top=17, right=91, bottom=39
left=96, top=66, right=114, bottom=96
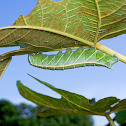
left=106, top=117, right=115, bottom=126
left=105, top=114, right=116, bottom=126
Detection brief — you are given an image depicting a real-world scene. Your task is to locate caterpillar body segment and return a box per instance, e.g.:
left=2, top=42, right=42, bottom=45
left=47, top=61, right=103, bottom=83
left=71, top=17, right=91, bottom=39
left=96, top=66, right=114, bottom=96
left=28, top=47, right=118, bottom=70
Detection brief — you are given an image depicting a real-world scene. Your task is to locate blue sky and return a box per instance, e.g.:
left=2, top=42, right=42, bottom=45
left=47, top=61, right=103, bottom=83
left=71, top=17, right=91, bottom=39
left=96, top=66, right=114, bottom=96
left=0, top=0, right=126, bottom=126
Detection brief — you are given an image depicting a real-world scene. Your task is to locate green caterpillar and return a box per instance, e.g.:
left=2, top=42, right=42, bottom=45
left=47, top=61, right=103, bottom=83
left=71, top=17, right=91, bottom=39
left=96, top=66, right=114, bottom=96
left=28, top=47, right=118, bottom=70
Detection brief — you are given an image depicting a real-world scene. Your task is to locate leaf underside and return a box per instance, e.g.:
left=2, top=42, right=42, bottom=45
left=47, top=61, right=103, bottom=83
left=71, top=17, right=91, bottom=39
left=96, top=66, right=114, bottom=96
left=17, top=75, right=126, bottom=117
left=0, top=0, right=125, bottom=48
left=29, top=47, right=118, bottom=70
left=0, top=58, right=12, bottom=78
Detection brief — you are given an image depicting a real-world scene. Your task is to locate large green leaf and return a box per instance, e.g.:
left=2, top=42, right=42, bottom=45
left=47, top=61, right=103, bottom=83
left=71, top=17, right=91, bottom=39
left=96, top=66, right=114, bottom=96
left=0, top=0, right=125, bottom=48
left=111, top=99, right=126, bottom=113
left=0, top=57, right=12, bottom=78
left=17, top=75, right=126, bottom=116
left=29, top=47, right=118, bottom=70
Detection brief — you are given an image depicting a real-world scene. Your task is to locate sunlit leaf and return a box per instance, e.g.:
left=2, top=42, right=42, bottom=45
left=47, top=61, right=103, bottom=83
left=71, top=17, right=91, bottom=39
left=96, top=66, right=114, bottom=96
left=111, top=99, right=126, bottom=112
left=0, top=0, right=125, bottom=48
left=17, top=75, right=126, bottom=116
left=0, top=58, right=12, bottom=78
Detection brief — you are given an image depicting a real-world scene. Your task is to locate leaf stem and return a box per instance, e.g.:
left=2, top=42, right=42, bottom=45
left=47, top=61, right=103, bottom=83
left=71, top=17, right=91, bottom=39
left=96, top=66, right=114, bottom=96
left=95, top=43, right=126, bottom=63
left=105, top=114, right=116, bottom=126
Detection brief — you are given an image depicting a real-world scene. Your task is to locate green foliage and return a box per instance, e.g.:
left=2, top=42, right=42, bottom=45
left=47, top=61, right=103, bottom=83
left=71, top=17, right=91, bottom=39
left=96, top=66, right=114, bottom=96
left=0, top=100, right=93, bottom=126
left=115, top=110, right=126, bottom=125
left=17, top=74, right=126, bottom=117
left=16, top=103, right=33, bottom=119
left=0, top=100, right=18, bottom=126
left=0, top=58, right=12, bottom=78
left=0, top=100, right=17, bottom=120
left=29, top=47, right=118, bottom=70
left=0, top=0, right=125, bottom=48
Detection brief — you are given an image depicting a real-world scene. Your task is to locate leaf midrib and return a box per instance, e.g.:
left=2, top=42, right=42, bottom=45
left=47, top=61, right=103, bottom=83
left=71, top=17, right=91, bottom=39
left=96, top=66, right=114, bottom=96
left=20, top=83, right=98, bottom=115
left=29, top=75, right=105, bottom=115
left=0, top=26, right=94, bottom=47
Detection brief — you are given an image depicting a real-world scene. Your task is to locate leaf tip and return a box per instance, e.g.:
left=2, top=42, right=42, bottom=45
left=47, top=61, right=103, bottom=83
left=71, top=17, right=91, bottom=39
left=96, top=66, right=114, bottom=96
left=16, top=80, right=22, bottom=87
